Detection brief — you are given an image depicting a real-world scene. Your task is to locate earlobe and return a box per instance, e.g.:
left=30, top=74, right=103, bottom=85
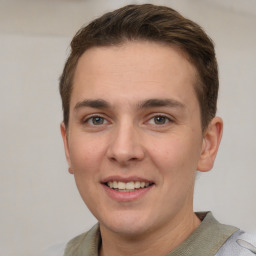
left=60, top=122, right=72, bottom=170
left=197, top=117, right=223, bottom=172
left=68, top=167, right=74, bottom=174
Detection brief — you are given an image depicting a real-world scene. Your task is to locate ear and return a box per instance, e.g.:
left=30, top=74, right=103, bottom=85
left=197, top=117, right=223, bottom=172
left=60, top=122, right=74, bottom=174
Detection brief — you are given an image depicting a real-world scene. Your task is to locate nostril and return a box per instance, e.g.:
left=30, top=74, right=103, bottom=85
left=107, top=149, right=144, bottom=164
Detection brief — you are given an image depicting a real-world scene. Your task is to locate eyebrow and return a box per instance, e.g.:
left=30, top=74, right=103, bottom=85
left=74, top=98, right=185, bottom=111
left=74, top=99, right=110, bottom=110
left=138, top=98, right=185, bottom=109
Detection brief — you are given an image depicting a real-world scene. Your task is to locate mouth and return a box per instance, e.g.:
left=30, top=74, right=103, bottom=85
left=104, top=180, right=154, bottom=192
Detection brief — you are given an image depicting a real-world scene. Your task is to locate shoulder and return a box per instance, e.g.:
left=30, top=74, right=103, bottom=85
left=215, top=230, right=256, bottom=256
left=64, top=223, right=100, bottom=256
left=43, top=224, right=100, bottom=256
left=41, top=232, right=90, bottom=256
left=64, top=230, right=90, bottom=255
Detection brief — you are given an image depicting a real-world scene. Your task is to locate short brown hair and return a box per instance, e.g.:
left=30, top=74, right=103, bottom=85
left=59, top=4, right=218, bottom=130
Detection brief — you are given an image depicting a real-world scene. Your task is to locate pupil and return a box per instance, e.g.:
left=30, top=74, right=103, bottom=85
left=93, top=117, right=103, bottom=125
left=154, top=116, right=165, bottom=124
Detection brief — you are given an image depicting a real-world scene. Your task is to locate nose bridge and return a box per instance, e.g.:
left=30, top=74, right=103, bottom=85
left=107, top=117, right=144, bottom=164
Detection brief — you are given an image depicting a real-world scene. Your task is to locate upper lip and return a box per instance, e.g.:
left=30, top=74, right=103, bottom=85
left=101, top=175, right=154, bottom=184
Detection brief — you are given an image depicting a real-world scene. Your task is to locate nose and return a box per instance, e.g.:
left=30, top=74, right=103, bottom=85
left=106, top=121, right=145, bottom=165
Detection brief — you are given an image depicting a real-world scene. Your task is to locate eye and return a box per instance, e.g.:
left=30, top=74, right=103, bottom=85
left=85, top=116, right=108, bottom=126
left=148, top=115, right=171, bottom=125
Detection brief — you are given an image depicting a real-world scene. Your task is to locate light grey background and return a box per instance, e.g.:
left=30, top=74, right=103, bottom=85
left=0, top=0, right=255, bottom=255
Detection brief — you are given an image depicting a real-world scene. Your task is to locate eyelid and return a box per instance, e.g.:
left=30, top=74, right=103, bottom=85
left=145, top=113, right=174, bottom=125
left=82, top=113, right=110, bottom=125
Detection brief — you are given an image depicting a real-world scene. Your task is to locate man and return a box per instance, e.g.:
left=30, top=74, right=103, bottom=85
left=59, top=4, right=256, bottom=256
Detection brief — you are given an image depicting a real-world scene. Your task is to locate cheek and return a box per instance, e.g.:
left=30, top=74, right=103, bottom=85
left=68, top=134, right=106, bottom=173
left=150, top=135, right=201, bottom=177
left=68, top=136, right=105, bottom=205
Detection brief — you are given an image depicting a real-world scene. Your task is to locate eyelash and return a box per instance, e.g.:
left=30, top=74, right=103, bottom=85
left=81, top=114, right=173, bottom=127
left=147, top=114, right=173, bottom=126
left=82, top=115, right=109, bottom=126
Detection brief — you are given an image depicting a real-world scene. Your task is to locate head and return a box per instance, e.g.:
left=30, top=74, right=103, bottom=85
left=59, top=4, right=218, bottom=131
left=59, top=4, right=223, bottom=242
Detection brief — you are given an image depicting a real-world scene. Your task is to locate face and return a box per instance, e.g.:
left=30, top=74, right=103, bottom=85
left=61, top=41, right=222, bottom=238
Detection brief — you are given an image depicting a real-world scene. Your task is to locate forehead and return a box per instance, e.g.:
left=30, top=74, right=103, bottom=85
left=71, top=41, right=198, bottom=107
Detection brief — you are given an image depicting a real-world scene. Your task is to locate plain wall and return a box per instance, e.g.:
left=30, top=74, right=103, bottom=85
left=0, top=0, right=255, bottom=255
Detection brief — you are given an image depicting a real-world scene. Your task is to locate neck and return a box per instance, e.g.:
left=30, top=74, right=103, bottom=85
left=99, top=211, right=201, bottom=256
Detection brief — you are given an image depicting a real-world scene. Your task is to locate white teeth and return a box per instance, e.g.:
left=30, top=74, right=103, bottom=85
left=113, top=181, right=118, bottom=189
left=118, top=181, right=126, bottom=189
left=135, top=181, right=140, bottom=189
left=126, top=181, right=135, bottom=190
left=107, top=181, right=151, bottom=190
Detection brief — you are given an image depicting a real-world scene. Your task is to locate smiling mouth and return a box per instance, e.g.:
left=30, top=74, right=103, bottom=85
left=105, top=181, right=154, bottom=192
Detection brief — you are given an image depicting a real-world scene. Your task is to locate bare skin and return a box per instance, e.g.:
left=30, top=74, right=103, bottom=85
left=61, top=41, right=223, bottom=256
left=99, top=202, right=201, bottom=256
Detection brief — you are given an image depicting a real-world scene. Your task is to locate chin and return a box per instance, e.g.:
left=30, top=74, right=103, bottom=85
left=99, top=213, right=152, bottom=237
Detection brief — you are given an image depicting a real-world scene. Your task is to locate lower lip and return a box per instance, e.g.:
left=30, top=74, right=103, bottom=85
left=102, top=184, right=154, bottom=202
